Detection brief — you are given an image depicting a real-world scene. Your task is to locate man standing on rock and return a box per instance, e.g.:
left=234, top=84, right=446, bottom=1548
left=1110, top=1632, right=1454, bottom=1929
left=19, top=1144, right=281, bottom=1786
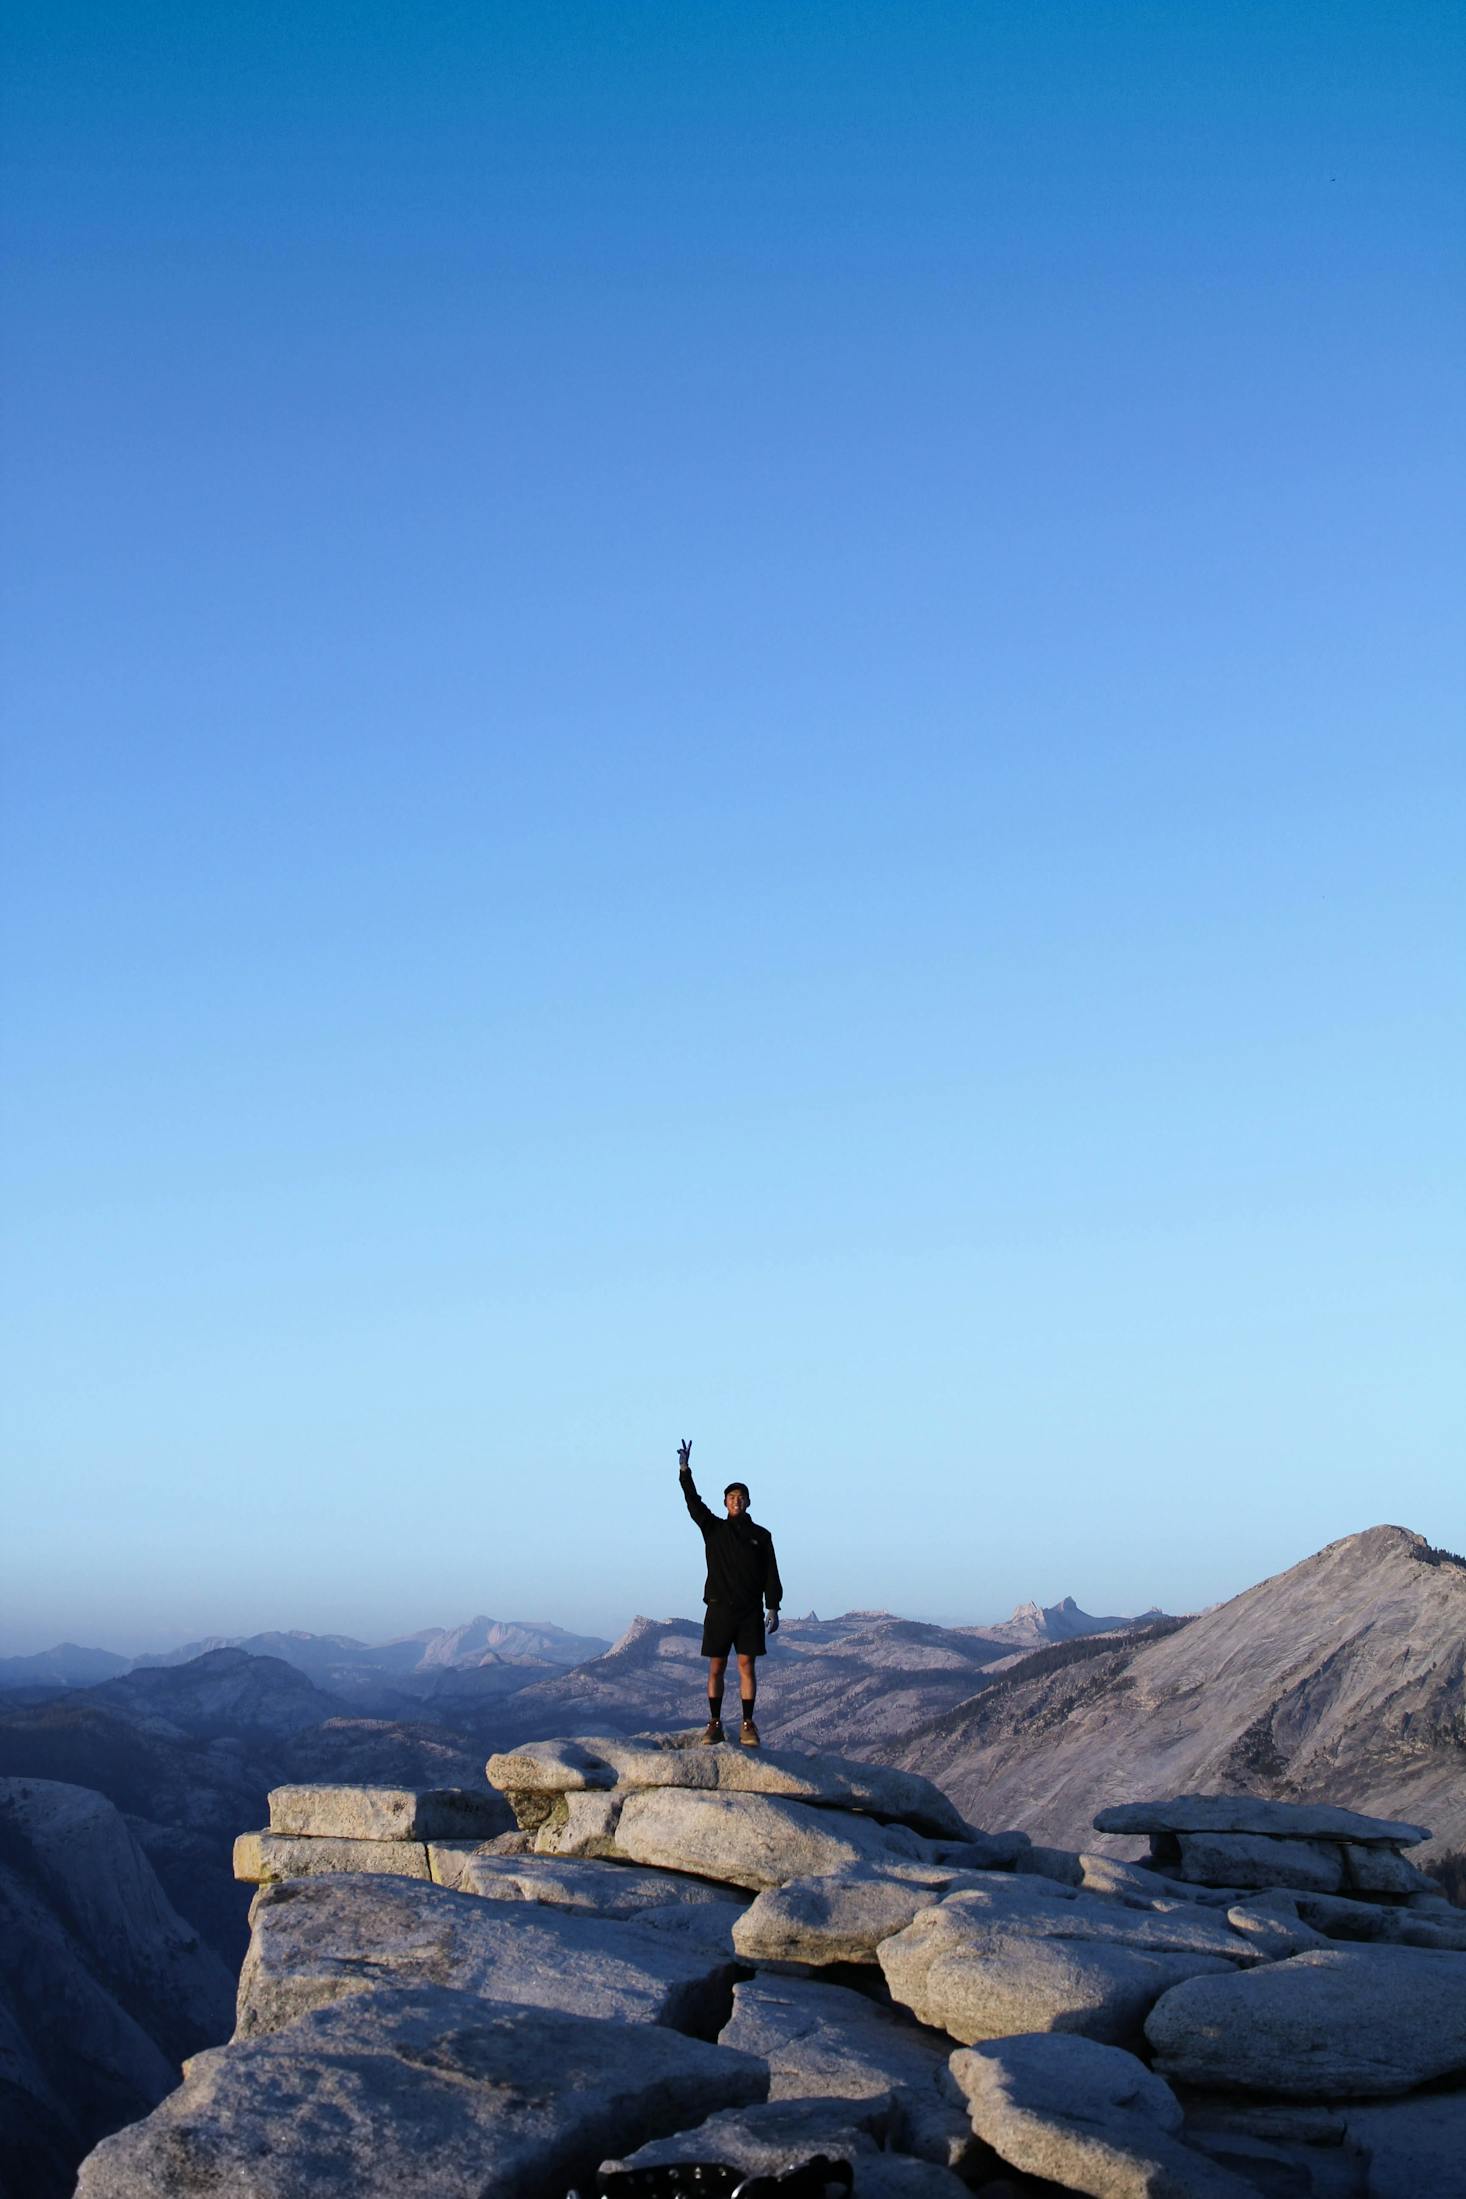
left=677, top=1438, right=782, bottom=1748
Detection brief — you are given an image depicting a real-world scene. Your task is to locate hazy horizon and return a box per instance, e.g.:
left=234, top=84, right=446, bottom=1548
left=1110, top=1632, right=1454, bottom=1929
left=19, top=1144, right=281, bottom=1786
left=1, top=1590, right=1103, bottom=1662
left=5, top=5, right=1462, bottom=1652
left=3, top=1511, right=1452, bottom=1661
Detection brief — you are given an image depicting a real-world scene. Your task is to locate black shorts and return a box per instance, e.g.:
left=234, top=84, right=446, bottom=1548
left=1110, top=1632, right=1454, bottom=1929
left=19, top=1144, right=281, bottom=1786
left=700, top=1602, right=766, bottom=1658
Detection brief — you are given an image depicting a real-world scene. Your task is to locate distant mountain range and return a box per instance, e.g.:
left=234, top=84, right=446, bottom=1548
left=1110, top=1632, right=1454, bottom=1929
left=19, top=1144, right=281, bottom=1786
left=0, top=1594, right=1172, bottom=1969
left=877, top=1524, right=1466, bottom=1862
left=0, top=1642, right=134, bottom=1688
left=479, top=1611, right=1019, bottom=1753
left=11, top=1540, right=1460, bottom=1870
left=0, top=1596, right=1154, bottom=1698
left=971, top=1594, right=1166, bottom=1653
left=0, top=1617, right=613, bottom=1711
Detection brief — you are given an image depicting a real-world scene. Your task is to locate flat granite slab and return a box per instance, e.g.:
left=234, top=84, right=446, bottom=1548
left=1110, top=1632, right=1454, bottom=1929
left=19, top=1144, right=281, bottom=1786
left=611, top=1785, right=929, bottom=1891
left=733, top=1864, right=956, bottom=1966
left=1145, top=1944, right=1466, bottom=2097
left=878, top=1890, right=1243, bottom=2049
left=1167, top=1831, right=1345, bottom=1893
left=236, top=1871, right=741, bottom=2042
left=487, top=1735, right=974, bottom=1839
left=425, top=1847, right=746, bottom=1918
left=1093, top=1795, right=1430, bottom=1847
left=236, top=1831, right=431, bottom=1884
left=75, top=1985, right=769, bottom=2199
left=268, top=1785, right=509, bottom=1841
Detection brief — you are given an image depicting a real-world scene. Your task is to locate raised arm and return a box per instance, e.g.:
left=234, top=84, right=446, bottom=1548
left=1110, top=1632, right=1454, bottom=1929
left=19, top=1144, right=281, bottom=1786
left=677, top=1438, right=718, bottom=1531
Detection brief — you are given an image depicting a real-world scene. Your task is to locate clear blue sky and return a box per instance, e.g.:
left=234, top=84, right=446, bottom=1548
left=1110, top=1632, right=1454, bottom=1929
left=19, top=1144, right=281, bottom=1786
left=3, top=2, right=1462, bottom=1654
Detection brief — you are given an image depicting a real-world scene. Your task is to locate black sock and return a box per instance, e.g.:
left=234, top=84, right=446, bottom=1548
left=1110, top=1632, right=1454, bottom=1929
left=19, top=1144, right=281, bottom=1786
left=741, top=1697, right=756, bottom=1722
left=707, top=1686, right=724, bottom=1722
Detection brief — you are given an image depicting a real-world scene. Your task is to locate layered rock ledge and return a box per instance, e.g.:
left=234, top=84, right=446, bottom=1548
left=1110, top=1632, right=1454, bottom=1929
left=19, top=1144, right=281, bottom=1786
left=79, top=1751, right=1465, bottom=2197
left=1092, top=1793, right=1439, bottom=1899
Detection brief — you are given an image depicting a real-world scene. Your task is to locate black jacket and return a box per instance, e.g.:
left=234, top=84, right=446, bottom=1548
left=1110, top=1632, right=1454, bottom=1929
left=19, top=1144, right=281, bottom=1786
left=680, top=1470, right=783, bottom=1613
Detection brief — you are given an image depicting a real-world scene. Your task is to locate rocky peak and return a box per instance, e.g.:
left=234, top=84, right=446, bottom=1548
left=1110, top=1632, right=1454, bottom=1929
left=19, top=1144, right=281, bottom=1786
left=88, top=1649, right=341, bottom=1740
left=886, top=1522, right=1466, bottom=1860
left=603, top=1615, right=690, bottom=1660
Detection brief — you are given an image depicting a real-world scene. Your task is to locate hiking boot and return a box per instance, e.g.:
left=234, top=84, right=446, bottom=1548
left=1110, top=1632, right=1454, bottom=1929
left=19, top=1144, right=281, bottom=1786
left=740, top=1717, right=761, bottom=1747
left=699, top=1719, right=725, bottom=1746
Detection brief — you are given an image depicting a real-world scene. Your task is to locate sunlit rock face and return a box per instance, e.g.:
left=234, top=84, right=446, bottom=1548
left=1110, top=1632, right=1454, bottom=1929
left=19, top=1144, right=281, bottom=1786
left=880, top=1527, right=1466, bottom=1865
left=71, top=1710, right=1466, bottom=2199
